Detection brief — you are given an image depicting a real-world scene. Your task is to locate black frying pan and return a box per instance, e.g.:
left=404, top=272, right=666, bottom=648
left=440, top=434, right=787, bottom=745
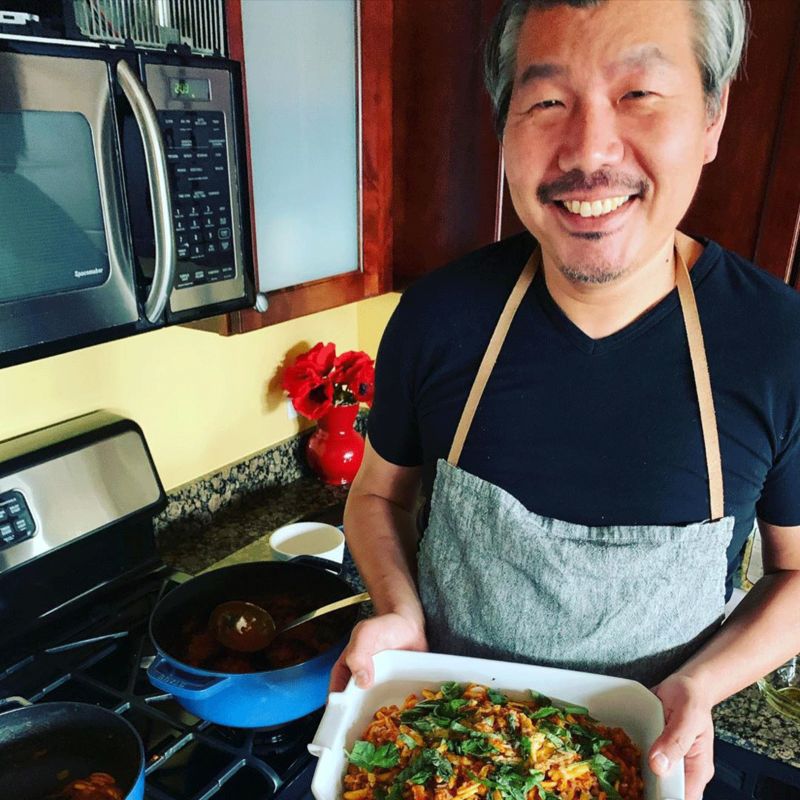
left=0, top=700, right=144, bottom=800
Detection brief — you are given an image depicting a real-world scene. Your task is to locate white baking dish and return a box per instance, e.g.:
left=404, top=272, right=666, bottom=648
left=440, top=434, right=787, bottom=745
left=308, top=649, right=684, bottom=800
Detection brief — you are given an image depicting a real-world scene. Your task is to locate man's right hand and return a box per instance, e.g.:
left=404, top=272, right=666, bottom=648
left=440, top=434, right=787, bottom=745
left=329, top=612, right=428, bottom=693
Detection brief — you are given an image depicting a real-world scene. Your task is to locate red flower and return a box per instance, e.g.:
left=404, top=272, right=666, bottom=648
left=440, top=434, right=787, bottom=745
left=282, top=344, right=374, bottom=419
left=332, top=351, right=375, bottom=406
left=291, top=377, right=333, bottom=420
left=294, top=342, right=336, bottom=376
left=281, top=342, right=337, bottom=420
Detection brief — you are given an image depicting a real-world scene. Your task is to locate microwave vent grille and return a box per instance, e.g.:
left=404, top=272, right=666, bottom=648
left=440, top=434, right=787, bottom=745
left=73, top=0, right=226, bottom=56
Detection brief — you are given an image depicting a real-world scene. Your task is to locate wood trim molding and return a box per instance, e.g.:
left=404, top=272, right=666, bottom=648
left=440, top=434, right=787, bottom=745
left=223, top=0, right=393, bottom=333
left=360, top=0, right=394, bottom=298
left=754, top=7, right=800, bottom=284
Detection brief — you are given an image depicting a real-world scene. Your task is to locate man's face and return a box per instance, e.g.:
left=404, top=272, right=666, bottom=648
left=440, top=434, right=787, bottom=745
left=502, top=0, right=728, bottom=284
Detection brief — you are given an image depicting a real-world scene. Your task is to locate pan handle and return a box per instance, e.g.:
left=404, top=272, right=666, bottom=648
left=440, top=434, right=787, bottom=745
left=289, top=554, right=343, bottom=575
left=147, top=656, right=231, bottom=700
left=0, top=696, right=31, bottom=713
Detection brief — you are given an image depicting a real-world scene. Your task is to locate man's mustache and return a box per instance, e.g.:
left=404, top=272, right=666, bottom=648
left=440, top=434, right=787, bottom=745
left=537, top=170, right=650, bottom=204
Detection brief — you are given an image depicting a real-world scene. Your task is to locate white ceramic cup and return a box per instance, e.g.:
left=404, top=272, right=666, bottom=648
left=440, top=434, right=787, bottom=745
left=269, top=521, right=345, bottom=564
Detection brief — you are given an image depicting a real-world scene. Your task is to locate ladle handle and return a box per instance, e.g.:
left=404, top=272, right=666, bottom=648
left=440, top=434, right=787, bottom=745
left=280, top=592, right=371, bottom=634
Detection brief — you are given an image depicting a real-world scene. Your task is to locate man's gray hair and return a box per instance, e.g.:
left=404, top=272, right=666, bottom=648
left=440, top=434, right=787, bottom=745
left=484, top=0, right=748, bottom=137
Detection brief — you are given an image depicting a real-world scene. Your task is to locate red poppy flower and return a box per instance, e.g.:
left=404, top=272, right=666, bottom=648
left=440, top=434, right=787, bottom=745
left=291, top=377, right=333, bottom=419
left=332, top=351, right=375, bottom=406
left=282, top=344, right=374, bottom=419
left=294, top=342, right=336, bottom=376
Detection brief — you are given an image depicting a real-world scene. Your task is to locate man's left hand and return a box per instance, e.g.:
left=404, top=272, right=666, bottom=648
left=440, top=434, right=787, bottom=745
left=648, top=674, right=715, bottom=800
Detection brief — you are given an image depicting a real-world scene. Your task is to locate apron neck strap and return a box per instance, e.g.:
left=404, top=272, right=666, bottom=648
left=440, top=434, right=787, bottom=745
left=446, top=248, right=539, bottom=467
left=446, top=237, right=724, bottom=522
left=675, top=237, right=724, bottom=520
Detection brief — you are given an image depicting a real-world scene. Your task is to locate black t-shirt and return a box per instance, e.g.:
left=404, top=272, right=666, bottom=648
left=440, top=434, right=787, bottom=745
left=368, top=233, right=800, bottom=598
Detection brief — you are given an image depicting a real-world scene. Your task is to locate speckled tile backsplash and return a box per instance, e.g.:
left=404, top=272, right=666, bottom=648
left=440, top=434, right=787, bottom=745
left=154, top=432, right=310, bottom=535
left=153, top=411, right=366, bottom=539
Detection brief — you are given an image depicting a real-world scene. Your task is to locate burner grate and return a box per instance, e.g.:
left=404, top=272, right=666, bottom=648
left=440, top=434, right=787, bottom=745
left=0, top=572, right=319, bottom=799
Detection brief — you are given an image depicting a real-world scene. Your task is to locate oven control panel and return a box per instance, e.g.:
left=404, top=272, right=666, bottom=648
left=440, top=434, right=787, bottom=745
left=0, top=490, right=36, bottom=549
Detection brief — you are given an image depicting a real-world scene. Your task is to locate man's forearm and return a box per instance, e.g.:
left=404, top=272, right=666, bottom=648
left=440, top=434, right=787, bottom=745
left=674, top=569, right=800, bottom=704
left=343, top=490, right=425, bottom=627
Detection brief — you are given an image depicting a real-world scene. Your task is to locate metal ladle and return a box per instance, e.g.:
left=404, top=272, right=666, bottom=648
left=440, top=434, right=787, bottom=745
left=209, top=592, right=371, bottom=653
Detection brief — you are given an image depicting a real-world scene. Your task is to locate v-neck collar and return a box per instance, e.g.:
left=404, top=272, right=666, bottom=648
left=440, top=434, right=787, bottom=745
left=528, top=238, right=720, bottom=355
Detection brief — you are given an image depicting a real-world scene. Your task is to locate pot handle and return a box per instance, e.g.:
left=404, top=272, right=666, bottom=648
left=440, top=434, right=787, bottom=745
left=147, top=656, right=231, bottom=700
left=289, top=554, right=343, bottom=575
left=0, top=696, right=31, bottom=713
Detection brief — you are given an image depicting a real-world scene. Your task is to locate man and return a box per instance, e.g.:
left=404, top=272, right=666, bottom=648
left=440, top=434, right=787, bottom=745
left=332, top=1, right=800, bottom=798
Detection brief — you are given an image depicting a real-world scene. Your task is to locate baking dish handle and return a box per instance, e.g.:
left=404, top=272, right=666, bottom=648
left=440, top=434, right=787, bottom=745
left=308, top=691, right=350, bottom=755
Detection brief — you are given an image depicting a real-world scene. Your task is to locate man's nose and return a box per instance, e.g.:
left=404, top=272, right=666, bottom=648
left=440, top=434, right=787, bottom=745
left=557, top=102, right=624, bottom=175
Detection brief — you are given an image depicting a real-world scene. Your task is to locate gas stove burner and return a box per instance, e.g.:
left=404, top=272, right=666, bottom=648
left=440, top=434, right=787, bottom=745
left=252, top=709, right=323, bottom=755
left=209, top=708, right=323, bottom=756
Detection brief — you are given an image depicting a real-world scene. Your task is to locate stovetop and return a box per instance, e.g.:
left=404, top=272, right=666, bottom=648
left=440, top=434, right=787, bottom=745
left=0, top=566, right=319, bottom=800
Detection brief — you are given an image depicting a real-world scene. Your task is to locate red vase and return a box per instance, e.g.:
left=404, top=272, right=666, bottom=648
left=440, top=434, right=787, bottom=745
left=306, top=404, right=364, bottom=486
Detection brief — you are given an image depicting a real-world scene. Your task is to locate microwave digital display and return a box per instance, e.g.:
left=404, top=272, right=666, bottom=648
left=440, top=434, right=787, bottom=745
left=169, top=78, right=211, bottom=101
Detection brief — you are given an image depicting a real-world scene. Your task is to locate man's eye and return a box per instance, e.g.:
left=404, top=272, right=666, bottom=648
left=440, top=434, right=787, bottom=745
left=533, top=99, right=563, bottom=110
left=623, top=90, right=652, bottom=100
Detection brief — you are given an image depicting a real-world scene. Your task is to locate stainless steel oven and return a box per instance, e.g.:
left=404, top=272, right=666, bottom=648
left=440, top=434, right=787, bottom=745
left=0, top=412, right=325, bottom=799
left=0, top=39, right=255, bottom=367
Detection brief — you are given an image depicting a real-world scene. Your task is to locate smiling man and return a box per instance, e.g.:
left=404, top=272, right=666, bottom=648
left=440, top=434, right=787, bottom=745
left=333, top=2, right=800, bottom=799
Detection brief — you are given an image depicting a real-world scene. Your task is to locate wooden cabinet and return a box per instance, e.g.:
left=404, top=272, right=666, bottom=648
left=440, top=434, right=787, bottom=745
left=224, top=0, right=392, bottom=332
left=391, top=0, right=502, bottom=285
left=683, top=0, right=800, bottom=284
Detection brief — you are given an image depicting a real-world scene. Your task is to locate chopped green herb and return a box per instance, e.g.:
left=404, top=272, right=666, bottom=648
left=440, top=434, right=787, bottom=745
left=476, top=764, right=543, bottom=800
left=529, top=705, right=562, bottom=719
left=346, top=740, right=400, bottom=771
left=539, top=719, right=572, bottom=748
left=398, top=732, right=418, bottom=750
left=519, top=735, right=532, bottom=760
left=390, top=748, right=453, bottom=786
left=561, top=703, right=589, bottom=715
left=440, top=681, right=463, bottom=699
left=488, top=688, right=508, bottom=705
left=528, top=688, right=551, bottom=705
left=590, top=753, right=621, bottom=782
left=455, top=736, right=498, bottom=757
left=569, top=723, right=612, bottom=757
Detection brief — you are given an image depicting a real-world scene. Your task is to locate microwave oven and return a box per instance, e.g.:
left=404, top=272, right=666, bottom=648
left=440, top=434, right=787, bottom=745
left=0, top=38, right=255, bottom=368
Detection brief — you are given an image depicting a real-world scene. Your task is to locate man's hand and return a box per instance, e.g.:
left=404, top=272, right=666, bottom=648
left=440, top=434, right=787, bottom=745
left=329, top=612, right=428, bottom=693
left=648, top=674, right=715, bottom=800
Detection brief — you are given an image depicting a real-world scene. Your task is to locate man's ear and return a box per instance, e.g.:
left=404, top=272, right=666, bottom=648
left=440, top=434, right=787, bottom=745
left=703, top=84, right=730, bottom=165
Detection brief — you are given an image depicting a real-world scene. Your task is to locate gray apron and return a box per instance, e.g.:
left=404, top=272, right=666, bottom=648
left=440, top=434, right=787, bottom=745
left=418, top=240, right=734, bottom=687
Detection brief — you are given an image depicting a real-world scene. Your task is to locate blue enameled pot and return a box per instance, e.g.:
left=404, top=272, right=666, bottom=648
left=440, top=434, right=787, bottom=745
left=147, top=558, right=358, bottom=728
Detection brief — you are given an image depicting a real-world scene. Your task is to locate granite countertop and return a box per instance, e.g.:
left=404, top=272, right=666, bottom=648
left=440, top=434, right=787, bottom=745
left=155, top=474, right=800, bottom=772
left=156, top=474, right=349, bottom=576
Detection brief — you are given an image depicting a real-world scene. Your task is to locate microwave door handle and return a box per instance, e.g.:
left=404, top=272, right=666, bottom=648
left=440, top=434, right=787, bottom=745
left=117, top=59, right=176, bottom=323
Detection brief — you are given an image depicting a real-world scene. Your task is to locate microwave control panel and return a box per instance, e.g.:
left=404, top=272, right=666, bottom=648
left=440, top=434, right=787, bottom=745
left=159, top=110, right=235, bottom=288
left=142, top=59, right=249, bottom=317
left=0, top=490, right=36, bottom=550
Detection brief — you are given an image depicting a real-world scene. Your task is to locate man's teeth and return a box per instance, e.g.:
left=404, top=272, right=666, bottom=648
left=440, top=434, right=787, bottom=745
left=561, top=195, right=631, bottom=217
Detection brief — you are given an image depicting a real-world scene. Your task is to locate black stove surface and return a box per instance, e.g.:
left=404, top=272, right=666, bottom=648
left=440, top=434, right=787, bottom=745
left=0, top=568, right=318, bottom=800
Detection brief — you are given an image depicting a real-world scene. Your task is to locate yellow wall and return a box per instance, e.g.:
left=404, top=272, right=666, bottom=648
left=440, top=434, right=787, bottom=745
left=0, top=293, right=400, bottom=491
